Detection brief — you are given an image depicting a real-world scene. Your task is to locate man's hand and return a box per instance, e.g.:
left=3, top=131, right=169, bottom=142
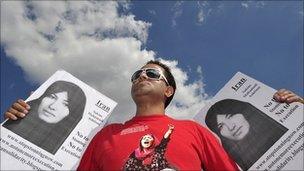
left=273, top=89, right=304, bottom=104
left=5, top=99, right=30, bottom=120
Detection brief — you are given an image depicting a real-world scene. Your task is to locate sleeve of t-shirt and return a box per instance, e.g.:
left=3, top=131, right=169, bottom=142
left=195, top=123, right=239, bottom=171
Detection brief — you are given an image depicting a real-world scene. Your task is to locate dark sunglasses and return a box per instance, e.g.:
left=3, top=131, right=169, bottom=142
left=131, top=68, right=169, bottom=85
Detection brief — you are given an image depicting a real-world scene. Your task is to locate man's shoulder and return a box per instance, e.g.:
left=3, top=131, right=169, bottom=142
left=170, top=118, right=200, bottom=126
left=170, top=118, right=210, bottom=133
left=104, top=123, right=125, bottom=130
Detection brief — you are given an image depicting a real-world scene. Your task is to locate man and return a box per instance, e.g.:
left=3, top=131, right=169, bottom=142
left=5, top=60, right=304, bottom=170
left=77, top=60, right=238, bottom=170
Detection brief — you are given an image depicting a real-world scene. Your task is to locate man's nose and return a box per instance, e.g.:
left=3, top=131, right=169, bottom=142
left=138, top=71, right=148, bottom=81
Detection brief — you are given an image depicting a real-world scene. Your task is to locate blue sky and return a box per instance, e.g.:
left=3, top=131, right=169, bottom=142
left=1, top=1, right=303, bottom=123
left=131, top=1, right=303, bottom=94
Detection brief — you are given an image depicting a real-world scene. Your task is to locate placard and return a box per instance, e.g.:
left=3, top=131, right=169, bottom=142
left=1, top=70, right=117, bottom=170
left=194, top=72, right=303, bottom=170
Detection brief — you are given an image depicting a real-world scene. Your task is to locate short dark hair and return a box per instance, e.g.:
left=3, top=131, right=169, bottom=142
left=146, top=60, right=176, bottom=108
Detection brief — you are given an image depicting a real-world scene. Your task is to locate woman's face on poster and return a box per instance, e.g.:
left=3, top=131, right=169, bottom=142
left=141, top=134, right=154, bottom=149
left=217, top=113, right=250, bottom=141
left=38, top=91, right=70, bottom=124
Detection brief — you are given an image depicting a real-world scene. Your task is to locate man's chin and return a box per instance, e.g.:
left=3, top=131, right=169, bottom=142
left=132, top=86, right=152, bottom=94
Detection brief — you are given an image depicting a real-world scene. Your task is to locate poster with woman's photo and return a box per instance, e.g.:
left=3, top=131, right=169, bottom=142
left=194, top=72, right=303, bottom=171
left=1, top=70, right=117, bottom=170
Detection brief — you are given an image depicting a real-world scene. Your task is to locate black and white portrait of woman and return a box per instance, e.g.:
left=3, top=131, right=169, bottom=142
left=3, top=81, right=86, bottom=154
left=205, top=99, right=288, bottom=170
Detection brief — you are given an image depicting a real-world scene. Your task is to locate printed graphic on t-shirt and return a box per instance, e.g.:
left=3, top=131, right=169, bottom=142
left=120, top=125, right=149, bottom=135
left=123, top=124, right=176, bottom=171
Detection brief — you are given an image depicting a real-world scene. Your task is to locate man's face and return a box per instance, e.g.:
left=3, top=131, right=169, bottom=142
left=131, top=64, right=168, bottom=103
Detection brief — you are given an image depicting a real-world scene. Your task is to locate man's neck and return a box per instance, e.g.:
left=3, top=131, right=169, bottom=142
left=135, top=103, right=165, bottom=117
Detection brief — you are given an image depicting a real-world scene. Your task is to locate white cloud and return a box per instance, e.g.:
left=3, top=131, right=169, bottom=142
left=119, top=0, right=132, bottom=12
left=159, top=60, right=209, bottom=120
left=196, top=65, right=202, bottom=75
left=240, top=1, right=266, bottom=9
left=1, top=1, right=208, bottom=124
left=196, top=1, right=210, bottom=25
left=256, top=1, right=266, bottom=8
left=241, top=2, right=249, bottom=9
left=148, top=10, right=156, bottom=15
left=197, top=10, right=205, bottom=24
left=171, top=1, right=184, bottom=27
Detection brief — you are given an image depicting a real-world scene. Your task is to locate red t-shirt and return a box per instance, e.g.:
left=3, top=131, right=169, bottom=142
left=77, top=115, right=238, bottom=170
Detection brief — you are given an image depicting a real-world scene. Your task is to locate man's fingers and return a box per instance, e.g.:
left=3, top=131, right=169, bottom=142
left=5, top=112, right=18, bottom=120
left=17, top=99, right=30, bottom=110
left=286, top=96, right=303, bottom=103
left=8, top=108, right=26, bottom=118
left=273, top=93, right=281, bottom=101
left=274, top=89, right=304, bottom=104
left=4, top=99, right=30, bottom=120
left=282, top=93, right=296, bottom=100
left=274, top=89, right=293, bottom=102
left=12, top=102, right=28, bottom=113
left=280, top=90, right=293, bottom=97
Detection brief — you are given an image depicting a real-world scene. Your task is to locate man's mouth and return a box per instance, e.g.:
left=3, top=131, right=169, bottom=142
left=138, top=80, right=151, bottom=85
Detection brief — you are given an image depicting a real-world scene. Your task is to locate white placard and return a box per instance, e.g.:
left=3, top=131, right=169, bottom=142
left=194, top=72, right=303, bottom=171
left=1, top=70, right=117, bottom=170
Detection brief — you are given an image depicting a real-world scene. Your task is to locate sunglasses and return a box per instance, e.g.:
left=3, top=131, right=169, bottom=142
left=131, top=68, right=169, bottom=85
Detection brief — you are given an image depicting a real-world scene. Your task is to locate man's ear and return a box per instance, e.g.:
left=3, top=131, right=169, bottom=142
left=164, top=86, right=174, bottom=98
